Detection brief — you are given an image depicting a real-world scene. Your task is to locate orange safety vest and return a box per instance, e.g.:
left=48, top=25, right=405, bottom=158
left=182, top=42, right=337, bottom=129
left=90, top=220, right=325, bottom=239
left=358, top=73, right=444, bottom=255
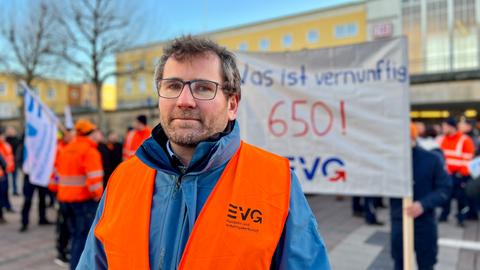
left=438, top=132, right=475, bottom=176
left=56, top=136, right=104, bottom=202
left=122, top=127, right=151, bottom=160
left=95, top=142, right=291, bottom=270
left=0, top=140, right=14, bottom=177
left=49, top=140, right=69, bottom=193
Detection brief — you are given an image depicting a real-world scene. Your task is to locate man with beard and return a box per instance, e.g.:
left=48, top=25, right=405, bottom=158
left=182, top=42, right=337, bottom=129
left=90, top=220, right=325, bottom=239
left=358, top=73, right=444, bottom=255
left=77, top=36, right=331, bottom=270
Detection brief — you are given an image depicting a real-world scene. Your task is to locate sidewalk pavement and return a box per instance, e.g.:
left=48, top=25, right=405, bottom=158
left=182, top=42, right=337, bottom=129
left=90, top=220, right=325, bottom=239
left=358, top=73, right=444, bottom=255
left=309, top=195, right=480, bottom=270
left=0, top=193, right=479, bottom=269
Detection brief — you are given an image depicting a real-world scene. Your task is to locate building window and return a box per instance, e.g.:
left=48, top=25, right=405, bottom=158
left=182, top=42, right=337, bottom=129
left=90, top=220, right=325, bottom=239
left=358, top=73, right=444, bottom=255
left=282, top=34, right=293, bottom=48
left=70, top=90, right=79, bottom=99
left=334, top=23, right=358, bottom=39
left=139, top=60, right=145, bottom=70
left=139, top=76, right=146, bottom=93
left=0, top=83, right=6, bottom=96
left=238, top=42, right=248, bottom=51
left=47, top=88, right=56, bottom=99
left=402, top=0, right=422, bottom=73
left=125, top=78, right=132, bottom=95
left=307, top=30, right=319, bottom=43
left=16, top=84, right=23, bottom=96
left=425, top=0, right=449, bottom=72
left=259, top=39, right=270, bottom=51
left=453, top=0, right=478, bottom=70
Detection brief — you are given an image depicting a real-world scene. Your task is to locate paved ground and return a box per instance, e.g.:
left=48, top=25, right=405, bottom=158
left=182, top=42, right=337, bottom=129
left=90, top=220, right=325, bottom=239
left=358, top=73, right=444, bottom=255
left=0, top=193, right=479, bottom=269
left=308, top=195, right=480, bottom=270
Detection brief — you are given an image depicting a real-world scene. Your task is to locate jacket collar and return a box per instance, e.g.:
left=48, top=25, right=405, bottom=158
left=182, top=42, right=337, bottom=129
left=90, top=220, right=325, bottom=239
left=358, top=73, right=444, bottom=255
left=136, top=120, right=240, bottom=175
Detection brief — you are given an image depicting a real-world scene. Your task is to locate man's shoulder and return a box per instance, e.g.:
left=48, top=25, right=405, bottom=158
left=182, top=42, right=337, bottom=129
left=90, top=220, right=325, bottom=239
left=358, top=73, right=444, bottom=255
left=115, top=156, right=145, bottom=171
left=242, top=142, right=286, bottom=161
left=415, top=146, right=442, bottom=165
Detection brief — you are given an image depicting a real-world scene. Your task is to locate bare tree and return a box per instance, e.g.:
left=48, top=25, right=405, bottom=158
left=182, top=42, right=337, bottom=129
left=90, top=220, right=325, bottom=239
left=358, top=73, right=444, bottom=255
left=53, top=0, right=144, bottom=128
left=1, top=1, right=58, bottom=87
left=0, top=0, right=59, bottom=124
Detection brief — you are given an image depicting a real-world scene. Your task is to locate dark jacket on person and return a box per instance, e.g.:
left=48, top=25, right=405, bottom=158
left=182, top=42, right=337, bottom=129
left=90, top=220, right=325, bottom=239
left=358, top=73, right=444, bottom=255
left=390, top=145, right=452, bottom=268
left=6, top=136, right=20, bottom=169
left=0, top=154, right=6, bottom=175
left=466, top=176, right=480, bottom=198
left=98, top=142, right=123, bottom=188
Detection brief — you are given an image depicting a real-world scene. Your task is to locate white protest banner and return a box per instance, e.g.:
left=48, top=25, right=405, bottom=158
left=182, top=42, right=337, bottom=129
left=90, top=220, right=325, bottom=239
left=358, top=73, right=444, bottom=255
left=23, top=84, right=58, bottom=187
left=237, top=38, right=411, bottom=198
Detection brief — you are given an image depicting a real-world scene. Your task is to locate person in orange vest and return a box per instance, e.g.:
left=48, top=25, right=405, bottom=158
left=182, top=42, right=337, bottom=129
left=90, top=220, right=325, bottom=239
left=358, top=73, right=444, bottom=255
left=0, top=126, right=15, bottom=214
left=122, top=114, right=151, bottom=160
left=438, top=117, right=475, bottom=227
left=0, top=154, right=7, bottom=223
left=56, top=119, right=103, bottom=270
left=77, top=36, right=331, bottom=270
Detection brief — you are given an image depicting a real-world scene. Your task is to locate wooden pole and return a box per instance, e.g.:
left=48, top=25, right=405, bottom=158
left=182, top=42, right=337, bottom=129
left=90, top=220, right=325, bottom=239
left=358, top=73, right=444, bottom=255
left=402, top=197, right=414, bottom=270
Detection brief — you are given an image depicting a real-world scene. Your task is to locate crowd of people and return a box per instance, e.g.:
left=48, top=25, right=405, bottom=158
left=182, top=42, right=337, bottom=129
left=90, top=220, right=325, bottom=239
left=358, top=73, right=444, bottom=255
left=3, top=36, right=480, bottom=270
left=351, top=117, right=480, bottom=269
left=0, top=114, right=151, bottom=269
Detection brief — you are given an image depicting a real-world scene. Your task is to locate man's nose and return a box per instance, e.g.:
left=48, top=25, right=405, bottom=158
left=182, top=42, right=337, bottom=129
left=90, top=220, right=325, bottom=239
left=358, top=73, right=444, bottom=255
left=175, top=84, right=196, bottom=108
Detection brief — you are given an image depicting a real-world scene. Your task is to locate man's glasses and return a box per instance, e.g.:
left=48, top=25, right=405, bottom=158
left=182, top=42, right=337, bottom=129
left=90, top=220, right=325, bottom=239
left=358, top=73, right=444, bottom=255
left=157, top=78, right=221, bottom=100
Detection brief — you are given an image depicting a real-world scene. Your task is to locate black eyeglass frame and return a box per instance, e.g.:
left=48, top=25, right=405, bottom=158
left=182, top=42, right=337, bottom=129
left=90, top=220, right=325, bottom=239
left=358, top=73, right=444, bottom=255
left=156, top=78, right=222, bottom=100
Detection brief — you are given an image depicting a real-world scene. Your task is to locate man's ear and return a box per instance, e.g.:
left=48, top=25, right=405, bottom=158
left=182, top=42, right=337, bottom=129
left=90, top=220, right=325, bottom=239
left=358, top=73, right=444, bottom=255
left=227, top=95, right=239, bottom=121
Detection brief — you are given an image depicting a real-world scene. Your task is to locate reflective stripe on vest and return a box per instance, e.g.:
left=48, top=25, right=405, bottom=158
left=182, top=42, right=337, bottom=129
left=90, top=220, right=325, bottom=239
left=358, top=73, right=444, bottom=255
left=440, top=133, right=471, bottom=174
left=59, top=175, right=86, bottom=186
left=94, top=141, right=291, bottom=270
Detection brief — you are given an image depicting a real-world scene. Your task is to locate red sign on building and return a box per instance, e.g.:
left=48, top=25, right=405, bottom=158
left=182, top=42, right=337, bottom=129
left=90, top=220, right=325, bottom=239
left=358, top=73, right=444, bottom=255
left=372, top=23, right=393, bottom=39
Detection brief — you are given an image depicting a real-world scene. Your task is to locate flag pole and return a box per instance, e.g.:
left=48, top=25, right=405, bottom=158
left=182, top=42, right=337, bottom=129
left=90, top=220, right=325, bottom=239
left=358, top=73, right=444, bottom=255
left=403, top=197, right=414, bottom=270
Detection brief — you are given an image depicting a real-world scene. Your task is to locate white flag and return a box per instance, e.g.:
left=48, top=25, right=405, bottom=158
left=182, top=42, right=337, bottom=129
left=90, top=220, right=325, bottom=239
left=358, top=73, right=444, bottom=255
left=22, top=84, right=58, bottom=187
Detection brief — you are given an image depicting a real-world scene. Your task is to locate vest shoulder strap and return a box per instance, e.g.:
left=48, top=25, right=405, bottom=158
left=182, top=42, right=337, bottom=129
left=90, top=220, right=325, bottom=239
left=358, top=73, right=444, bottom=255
left=95, top=156, right=155, bottom=270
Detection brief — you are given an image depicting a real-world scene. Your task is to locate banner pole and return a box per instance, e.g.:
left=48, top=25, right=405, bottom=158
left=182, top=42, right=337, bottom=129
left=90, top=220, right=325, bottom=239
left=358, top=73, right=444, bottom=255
left=403, top=197, right=414, bottom=270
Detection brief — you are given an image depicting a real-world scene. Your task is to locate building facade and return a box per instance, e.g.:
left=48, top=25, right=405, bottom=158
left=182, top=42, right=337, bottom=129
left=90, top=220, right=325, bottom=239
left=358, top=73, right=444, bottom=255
left=0, top=73, right=69, bottom=119
left=367, top=0, right=480, bottom=120
left=116, top=0, right=480, bottom=121
left=115, top=2, right=367, bottom=109
left=0, top=73, right=117, bottom=120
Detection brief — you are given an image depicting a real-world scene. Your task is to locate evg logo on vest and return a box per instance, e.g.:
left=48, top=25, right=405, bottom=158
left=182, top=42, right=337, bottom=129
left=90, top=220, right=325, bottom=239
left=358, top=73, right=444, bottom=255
left=227, top=203, right=263, bottom=224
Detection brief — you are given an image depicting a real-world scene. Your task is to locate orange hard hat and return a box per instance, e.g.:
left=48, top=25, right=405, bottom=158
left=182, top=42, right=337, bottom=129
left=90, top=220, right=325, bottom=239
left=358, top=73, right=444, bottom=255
left=75, top=119, right=97, bottom=135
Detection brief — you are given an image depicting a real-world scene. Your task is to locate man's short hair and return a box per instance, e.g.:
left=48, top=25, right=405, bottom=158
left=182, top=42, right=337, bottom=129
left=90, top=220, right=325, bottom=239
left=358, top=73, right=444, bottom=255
left=154, top=35, right=242, bottom=100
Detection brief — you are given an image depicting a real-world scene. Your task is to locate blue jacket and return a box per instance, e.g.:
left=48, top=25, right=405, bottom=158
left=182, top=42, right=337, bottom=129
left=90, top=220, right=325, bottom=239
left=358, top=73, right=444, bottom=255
left=77, top=121, right=331, bottom=270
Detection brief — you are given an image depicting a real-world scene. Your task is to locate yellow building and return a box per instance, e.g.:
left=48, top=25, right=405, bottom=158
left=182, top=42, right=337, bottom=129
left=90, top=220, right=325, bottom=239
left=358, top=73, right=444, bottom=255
left=0, top=73, right=69, bottom=118
left=67, top=82, right=117, bottom=113
left=116, top=2, right=366, bottom=108
left=102, top=84, right=117, bottom=111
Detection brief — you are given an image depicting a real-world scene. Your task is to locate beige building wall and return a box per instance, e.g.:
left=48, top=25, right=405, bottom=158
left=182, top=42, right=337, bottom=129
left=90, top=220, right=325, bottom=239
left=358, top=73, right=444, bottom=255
left=116, top=2, right=367, bottom=109
left=0, top=73, right=69, bottom=118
